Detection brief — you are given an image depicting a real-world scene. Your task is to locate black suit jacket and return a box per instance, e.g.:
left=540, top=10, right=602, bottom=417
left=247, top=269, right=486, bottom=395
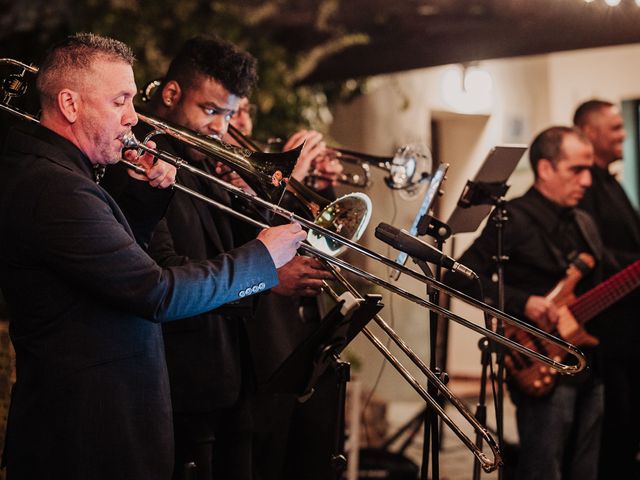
left=0, top=124, right=278, bottom=480
left=578, top=166, right=640, bottom=354
left=132, top=127, right=261, bottom=413
left=247, top=189, right=331, bottom=386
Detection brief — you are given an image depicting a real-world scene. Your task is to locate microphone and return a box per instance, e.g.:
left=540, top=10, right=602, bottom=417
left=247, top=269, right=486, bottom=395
left=375, top=222, right=478, bottom=280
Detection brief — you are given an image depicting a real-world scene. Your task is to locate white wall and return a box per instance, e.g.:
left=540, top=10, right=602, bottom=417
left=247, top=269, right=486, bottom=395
left=548, top=44, right=640, bottom=123
left=331, top=42, right=640, bottom=402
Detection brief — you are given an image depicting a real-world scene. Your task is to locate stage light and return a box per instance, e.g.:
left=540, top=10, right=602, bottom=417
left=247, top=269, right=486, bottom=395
left=604, top=0, right=621, bottom=5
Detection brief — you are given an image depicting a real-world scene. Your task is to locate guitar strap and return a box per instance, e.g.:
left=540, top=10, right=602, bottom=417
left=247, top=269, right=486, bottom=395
left=514, top=199, right=604, bottom=283
left=510, top=201, right=570, bottom=268
left=573, top=209, right=604, bottom=263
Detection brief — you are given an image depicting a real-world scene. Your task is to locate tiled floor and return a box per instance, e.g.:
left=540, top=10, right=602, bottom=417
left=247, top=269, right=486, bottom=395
left=380, top=395, right=519, bottom=480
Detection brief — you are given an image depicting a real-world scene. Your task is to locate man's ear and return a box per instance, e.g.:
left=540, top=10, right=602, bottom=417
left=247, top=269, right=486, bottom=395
left=58, top=89, right=79, bottom=123
left=581, top=123, right=597, bottom=142
left=537, top=158, right=555, bottom=181
left=162, top=81, right=182, bottom=107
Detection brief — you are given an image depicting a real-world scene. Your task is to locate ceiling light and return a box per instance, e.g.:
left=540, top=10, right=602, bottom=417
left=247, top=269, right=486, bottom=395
left=440, top=65, right=494, bottom=114
left=604, top=0, right=621, bottom=5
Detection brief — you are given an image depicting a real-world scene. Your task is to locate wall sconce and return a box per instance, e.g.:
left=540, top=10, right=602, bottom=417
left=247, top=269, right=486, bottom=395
left=440, top=64, right=494, bottom=114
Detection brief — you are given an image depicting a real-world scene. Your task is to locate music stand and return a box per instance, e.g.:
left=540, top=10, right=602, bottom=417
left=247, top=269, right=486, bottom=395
left=262, top=293, right=383, bottom=396
left=260, top=293, right=384, bottom=480
left=447, top=144, right=525, bottom=480
left=447, top=145, right=526, bottom=235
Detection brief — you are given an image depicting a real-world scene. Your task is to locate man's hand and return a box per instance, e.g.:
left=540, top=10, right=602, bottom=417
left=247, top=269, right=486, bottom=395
left=285, top=130, right=327, bottom=183
left=257, top=223, right=307, bottom=268
left=524, top=295, right=559, bottom=330
left=214, top=161, right=255, bottom=194
left=123, top=141, right=177, bottom=189
left=271, top=256, right=335, bottom=297
left=310, top=154, right=344, bottom=190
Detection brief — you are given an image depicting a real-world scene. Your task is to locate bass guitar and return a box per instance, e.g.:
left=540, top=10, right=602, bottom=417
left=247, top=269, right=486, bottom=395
left=504, top=253, right=640, bottom=396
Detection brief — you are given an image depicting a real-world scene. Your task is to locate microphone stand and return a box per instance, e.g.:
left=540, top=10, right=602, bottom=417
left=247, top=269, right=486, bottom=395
left=491, top=197, right=508, bottom=480
left=460, top=181, right=509, bottom=480
left=414, top=215, right=452, bottom=480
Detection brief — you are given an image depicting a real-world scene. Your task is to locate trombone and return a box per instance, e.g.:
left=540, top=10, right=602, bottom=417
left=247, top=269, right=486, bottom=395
left=0, top=58, right=587, bottom=472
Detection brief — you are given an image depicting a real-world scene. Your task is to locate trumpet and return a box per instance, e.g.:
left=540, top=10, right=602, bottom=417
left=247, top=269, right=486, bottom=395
left=0, top=58, right=588, bottom=472
left=226, top=123, right=432, bottom=194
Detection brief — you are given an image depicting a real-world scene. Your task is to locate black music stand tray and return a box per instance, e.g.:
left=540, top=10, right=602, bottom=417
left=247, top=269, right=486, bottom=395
left=261, top=293, right=383, bottom=397
left=447, top=145, right=525, bottom=235
left=260, top=293, right=384, bottom=479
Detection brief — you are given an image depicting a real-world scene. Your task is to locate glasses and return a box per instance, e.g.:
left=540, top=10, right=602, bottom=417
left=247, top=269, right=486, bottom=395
left=234, top=103, right=257, bottom=120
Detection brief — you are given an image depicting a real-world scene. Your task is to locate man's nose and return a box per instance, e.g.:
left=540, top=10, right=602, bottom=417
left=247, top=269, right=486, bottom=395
left=123, top=101, right=138, bottom=127
left=206, top=115, right=229, bottom=138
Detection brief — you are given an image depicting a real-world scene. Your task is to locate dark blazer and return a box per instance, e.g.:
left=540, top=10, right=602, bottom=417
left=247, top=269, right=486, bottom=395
left=0, top=124, right=278, bottom=480
left=247, top=190, right=331, bottom=386
left=134, top=128, right=260, bottom=412
left=578, top=166, right=640, bottom=354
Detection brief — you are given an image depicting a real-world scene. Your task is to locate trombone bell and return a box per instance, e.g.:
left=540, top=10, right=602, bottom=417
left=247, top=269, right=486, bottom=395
left=307, top=192, right=372, bottom=256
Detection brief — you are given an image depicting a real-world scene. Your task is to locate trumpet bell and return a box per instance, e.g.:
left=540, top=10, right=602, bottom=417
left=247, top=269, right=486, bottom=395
left=307, top=192, right=372, bottom=256
left=386, top=143, right=432, bottom=199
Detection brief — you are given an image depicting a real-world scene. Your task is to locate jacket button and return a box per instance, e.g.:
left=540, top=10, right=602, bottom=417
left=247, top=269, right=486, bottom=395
left=258, top=282, right=266, bottom=290
left=251, top=285, right=259, bottom=293
left=239, top=290, right=246, bottom=298
left=244, top=287, right=252, bottom=296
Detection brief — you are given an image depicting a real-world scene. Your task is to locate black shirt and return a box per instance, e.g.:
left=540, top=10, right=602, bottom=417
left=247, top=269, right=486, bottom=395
left=447, top=187, right=604, bottom=320
left=578, top=165, right=640, bottom=354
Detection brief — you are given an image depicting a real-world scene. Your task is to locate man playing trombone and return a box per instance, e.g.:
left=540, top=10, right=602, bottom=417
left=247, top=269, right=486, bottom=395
left=447, top=126, right=614, bottom=480
left=0, top=32, right=305, bottom=480
left=104, top=35, right=337, bottom=480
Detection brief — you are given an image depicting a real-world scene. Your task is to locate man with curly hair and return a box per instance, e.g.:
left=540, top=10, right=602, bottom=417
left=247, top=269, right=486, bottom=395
left=111, top=35, right=335, bottom=480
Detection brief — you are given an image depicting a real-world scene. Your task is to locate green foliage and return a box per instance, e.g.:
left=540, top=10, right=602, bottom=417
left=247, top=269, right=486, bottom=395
left=0, top=0, right=368, bottom=138
left=65, top=0, right=367, bottom=139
